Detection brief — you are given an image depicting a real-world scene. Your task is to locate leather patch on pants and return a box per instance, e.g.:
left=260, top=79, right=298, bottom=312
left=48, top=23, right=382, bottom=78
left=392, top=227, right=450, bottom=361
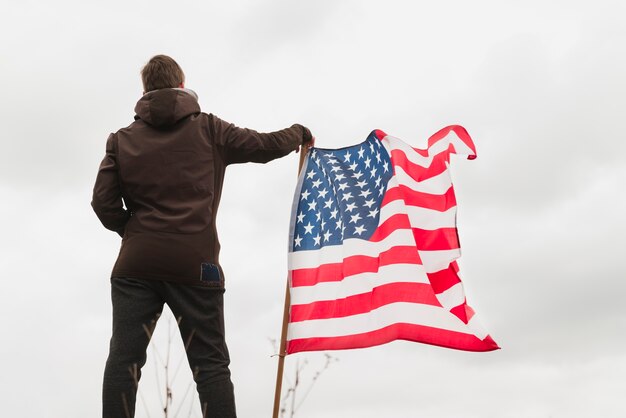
left=200, top=263, right=223, bottom=287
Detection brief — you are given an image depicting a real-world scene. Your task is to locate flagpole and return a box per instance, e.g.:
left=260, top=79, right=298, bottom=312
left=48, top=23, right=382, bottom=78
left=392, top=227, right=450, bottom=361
left=272, top=146, right=308, bottom=418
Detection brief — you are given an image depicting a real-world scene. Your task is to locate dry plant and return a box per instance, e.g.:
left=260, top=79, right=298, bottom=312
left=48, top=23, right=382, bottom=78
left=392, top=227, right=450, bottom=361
left=132, top=310, right=201, bottom=418
left=129, top=316, right=337, bottom=418
left=270, top=339, right=339, bottom=417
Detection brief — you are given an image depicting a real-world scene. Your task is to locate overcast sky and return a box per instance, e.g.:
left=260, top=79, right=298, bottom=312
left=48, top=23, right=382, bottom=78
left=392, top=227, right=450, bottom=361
left=1, top=1, right=625, bottom=417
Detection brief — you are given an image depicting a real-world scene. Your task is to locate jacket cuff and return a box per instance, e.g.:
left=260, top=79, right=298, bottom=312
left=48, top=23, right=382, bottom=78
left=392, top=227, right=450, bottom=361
left=292, top=124, right=313, bottom=145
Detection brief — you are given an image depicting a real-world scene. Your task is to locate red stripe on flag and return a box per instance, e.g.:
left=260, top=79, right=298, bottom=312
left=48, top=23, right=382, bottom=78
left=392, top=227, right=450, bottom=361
left=426, top=264, right=462, bottom=294
left=382, top=185, right=457, bottom=212
left=426, top=262, right=471, bottom=323
left=449, top=303, right=469, bottom=324
left=464, top=304, right=476, bottom=322
left=368, top=213, right=411, bottom=242
left=389, top=148, right=450, bottom=181
left=291, top=245, right=422, bottom=287
left=412, top=228, right=459, bottom=251
left=290, top=282, right=440, bottom=322
left=427, top=125, right=477, bottom=160
left=287, top=322, right=499, bottom=353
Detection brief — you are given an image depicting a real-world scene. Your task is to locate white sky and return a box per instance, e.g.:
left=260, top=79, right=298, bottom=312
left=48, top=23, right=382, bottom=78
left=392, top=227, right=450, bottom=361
left=1, top=1, right=625, bottom=417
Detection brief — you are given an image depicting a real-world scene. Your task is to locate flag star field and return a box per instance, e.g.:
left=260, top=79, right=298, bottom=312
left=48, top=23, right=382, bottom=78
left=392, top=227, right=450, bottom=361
left=292, top=132, right=393, bottom=251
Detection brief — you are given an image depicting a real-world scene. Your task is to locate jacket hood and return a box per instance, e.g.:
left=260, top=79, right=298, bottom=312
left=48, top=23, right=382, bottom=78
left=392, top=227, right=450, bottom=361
left=134, top=88, right=201, bottom=128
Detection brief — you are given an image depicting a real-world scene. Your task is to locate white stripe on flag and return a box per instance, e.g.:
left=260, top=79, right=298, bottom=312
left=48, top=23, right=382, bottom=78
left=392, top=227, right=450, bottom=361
left=287, top=301, right=482, bottom=340
left=382, top=131, right=475, bottom=164
left=290, top=263, right=429, bottom=305
left=435, top=282, right=466, bottom=309
left=427, top=130, right=475, bottom=157
left=406, top=205, right=457, bottom=230
left=418, top=249, right=461, bottom=273
left=393, top=165, right=452, bottom=195
left=381, top=136, right=436, bottom=167
left=379, top=199, right=457, bottom=230
left=288, top=228, right=415, bottom=270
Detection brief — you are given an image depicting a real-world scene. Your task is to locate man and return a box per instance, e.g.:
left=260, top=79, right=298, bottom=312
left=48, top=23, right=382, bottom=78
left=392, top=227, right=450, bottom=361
left=92, top=55, right=313, bottom=418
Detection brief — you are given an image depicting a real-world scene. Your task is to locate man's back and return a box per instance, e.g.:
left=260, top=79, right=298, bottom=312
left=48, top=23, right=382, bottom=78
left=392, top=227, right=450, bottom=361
left=117, top=88, right=214, bottom=235
left=92, top=87, right=310, bottom=286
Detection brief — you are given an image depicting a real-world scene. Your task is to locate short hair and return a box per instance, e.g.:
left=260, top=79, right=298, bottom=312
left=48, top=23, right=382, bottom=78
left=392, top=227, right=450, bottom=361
left=141, top=55, right=185, bottom=92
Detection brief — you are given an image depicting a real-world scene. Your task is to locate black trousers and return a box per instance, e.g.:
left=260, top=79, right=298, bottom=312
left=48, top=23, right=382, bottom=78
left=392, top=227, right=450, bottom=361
left=102, top=277, right=236, bottom=418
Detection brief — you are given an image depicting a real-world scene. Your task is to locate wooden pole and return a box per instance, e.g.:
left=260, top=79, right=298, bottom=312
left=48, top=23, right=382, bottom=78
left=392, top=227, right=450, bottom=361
left=272, top=147, right=308, bottom=418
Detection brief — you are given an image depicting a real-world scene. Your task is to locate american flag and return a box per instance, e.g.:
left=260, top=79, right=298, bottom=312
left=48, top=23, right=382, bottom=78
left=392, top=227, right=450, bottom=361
left=286, top=126, right=499, bottom=354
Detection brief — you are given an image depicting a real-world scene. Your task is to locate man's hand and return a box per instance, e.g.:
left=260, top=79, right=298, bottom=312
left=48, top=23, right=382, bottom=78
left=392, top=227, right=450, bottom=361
left=297, top=135, right=315, bottom=153
left=296, top=124, right=315, bottom=153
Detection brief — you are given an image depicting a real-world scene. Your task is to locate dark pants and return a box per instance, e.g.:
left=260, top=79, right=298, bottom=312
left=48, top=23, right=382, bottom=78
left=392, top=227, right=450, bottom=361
left=102, top=277, right=236, bottom=418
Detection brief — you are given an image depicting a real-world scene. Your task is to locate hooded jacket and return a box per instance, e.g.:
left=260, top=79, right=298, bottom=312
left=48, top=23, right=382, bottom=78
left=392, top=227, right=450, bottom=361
left=92, top=88, right=311, bottom=286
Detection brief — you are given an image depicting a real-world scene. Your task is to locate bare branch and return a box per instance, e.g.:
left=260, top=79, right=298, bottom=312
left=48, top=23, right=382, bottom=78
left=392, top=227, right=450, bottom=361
left=186, top=389, right=197, bottom=418
left=163, top=316, right=173, bottom=418
left=294, top=354, right=339, bottom=413
left=151, top=344, right=165, bottom=408
left=172, top=381, right=194, bottom=418
left=122, top=393, right=131, bottom=418
left=171, top=326, right=196, bottom=384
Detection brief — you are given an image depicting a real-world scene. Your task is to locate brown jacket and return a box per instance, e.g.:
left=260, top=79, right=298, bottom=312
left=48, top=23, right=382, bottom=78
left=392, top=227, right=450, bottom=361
left=92, top=88, right=311, bottom=286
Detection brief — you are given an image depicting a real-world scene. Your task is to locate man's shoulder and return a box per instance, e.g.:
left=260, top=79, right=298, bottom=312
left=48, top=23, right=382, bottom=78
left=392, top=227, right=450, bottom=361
left=112, top=112, right=214, bottom=135
left=110, top=118, right=141, bottom=137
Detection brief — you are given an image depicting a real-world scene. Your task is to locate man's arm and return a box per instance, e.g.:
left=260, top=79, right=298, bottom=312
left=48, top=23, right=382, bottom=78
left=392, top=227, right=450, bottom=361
left=91, top=133, right=130, bottom=237
left=210, top=115, right=313, bottom=165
